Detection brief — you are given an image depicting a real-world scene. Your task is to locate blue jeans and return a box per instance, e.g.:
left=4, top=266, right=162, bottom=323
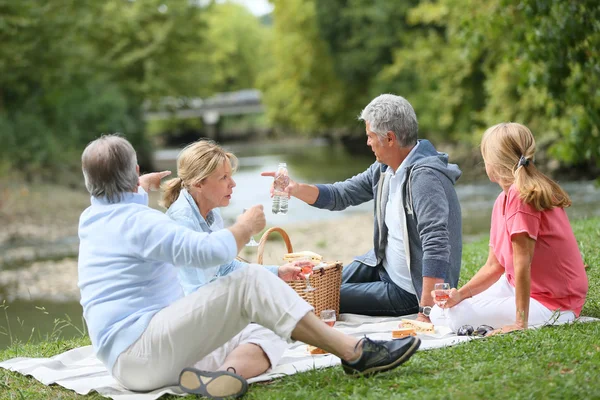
left=340, top=260, right=419, bottom=316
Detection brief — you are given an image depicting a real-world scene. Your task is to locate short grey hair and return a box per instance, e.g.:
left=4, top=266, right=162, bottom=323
left=359, top=94, right=418, bottom=147
left=81, top=134, right=139, bottom=203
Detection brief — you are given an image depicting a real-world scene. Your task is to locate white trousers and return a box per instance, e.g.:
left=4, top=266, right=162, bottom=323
left=430, top=275, right=576, bottom=332
left=112, top=265, right=312, bottom=391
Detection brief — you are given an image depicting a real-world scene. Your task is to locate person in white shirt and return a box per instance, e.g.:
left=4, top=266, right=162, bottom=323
left=78, top=134, right=421, bottom=399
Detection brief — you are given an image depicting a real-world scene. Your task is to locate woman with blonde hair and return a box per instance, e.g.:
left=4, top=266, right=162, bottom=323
left=162, top=139, right=302, bottom=381
left=430, top=122, right=588, bottom=334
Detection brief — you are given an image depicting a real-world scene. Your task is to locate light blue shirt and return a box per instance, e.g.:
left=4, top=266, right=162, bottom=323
left=77, top=187, right=238, bottom=371
left=166, top=188, right=279, bottom=295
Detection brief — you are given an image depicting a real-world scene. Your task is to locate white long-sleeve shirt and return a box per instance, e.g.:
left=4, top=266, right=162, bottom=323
left=77, top=188, right=237, bottom=371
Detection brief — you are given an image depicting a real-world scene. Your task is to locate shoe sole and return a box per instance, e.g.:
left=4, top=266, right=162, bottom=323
left=343, top=337, right=422, bottom=377
left=179, top=367, right=248, bottom=399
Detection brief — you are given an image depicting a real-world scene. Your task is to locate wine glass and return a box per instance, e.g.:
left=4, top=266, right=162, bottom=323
left=434, top=282, right=451, bottom=318
left=242, top=208, right=259, bottom=247
left=299, top=258, right=316, bottom=292
left=320, top=309, right=336, bottom=327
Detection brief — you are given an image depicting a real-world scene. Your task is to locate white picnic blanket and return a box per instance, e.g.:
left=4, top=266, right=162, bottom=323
left=1, top=314, right=596, bottom=400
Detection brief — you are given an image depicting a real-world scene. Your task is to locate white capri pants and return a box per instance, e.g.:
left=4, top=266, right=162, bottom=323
left=112, top=265, right=312, bottom=391
left=192, top=323, right=287, bottom=373
left=430, top=275, right=576, bottom=332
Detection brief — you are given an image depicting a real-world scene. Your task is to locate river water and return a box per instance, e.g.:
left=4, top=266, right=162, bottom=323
left=1, top=139, right=599, bottom=349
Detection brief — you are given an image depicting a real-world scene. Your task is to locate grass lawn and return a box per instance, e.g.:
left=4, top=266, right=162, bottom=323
left=1, top=217, right=599, bottom=399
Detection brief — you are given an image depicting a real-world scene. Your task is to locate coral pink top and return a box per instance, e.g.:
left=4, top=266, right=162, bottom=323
left=489, top=185, right=588, bottom=316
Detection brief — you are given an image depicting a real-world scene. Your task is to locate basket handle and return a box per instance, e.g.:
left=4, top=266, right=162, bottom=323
left=256, top=227, right=293, bottom=265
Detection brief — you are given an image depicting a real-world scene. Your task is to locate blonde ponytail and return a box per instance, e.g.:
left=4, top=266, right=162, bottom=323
left=513, top=161, right=571, bottom=211
left=160, top=177, right=184, bottom=209
left=481, top=122, right=571, bottom=211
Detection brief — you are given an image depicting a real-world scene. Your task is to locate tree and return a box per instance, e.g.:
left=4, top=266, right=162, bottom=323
left=200, top=2, right=272, bottom=93
left=0, top=0, right=215, bottom=177
left=259, top=0, right=345, bottom=134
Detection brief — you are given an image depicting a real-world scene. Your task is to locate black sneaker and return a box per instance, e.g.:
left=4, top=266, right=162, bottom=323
left=341, top=336, right=421, bottom=377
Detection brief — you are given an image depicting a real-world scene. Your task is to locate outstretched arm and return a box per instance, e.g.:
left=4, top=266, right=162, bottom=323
left=260, top=171, right=320, bottom=204
left=261, top=162, right=377, bottom=210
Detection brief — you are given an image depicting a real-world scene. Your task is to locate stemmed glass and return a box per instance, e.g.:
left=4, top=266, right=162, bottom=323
left=242, top=208, right=259, bottom=247
left=320, top=309, right=336, bottom=327
left=434, top=282, right=451, bottom=318
left=299, top=258, right=316, bottom=292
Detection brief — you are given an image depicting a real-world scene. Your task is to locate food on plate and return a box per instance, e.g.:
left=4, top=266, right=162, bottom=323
left=400, top=319, right=435, bottom=333
left=307, top=345, right=329, bottom=355
left=392, top=327, right=417, bottom=338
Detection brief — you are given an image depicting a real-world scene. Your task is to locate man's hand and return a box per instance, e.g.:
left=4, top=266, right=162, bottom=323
left=260, top=171, right=298, bottom=198
left=236, top=205, right=266, bottom=236
left=139, top=171, right=172, bottom=192
left=430, top=287, right=463, bottom=309
left=278, top=262, right=303, bottom=281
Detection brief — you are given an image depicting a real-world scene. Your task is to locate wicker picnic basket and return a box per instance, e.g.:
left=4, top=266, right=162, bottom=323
left=256, top=227, right=343, bottom=316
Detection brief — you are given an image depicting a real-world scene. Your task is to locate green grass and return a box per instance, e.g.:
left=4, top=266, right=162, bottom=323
left=1, top=217, right=599, bottom=399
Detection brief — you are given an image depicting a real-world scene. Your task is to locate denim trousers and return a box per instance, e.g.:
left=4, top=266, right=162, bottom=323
left=340, top=260, right=419, bottom=316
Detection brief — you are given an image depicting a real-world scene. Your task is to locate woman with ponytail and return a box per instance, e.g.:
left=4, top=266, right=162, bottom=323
left=162, top=139, right=302, bottom=381
left=430, top=123, right=588, bottom=334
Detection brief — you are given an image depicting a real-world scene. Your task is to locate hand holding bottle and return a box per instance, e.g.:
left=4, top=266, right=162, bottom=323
left=261, top=168, right=298, bottom=199
left=261, top=165, right=320, bottom=207
left=261, top=163, right=291, bottom=214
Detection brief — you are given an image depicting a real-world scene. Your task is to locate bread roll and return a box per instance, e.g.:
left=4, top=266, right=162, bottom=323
left=400, top=319, right=435, bottom=333
left=283, top=251, right=323, bottom=263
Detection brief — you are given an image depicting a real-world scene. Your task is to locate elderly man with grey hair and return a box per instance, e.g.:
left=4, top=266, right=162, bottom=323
left=78, top=134, right=421, bottom=398
left=263, top=94, right=462, bottom=324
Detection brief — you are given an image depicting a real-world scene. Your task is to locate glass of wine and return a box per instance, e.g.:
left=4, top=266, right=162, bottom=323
left=320, top=309, right=336, bottom=327
left=299, top=258, right=316, bottom=292
left=434, top=282, right=451, bottom=318
left=242, top=208, right=259, bottom=247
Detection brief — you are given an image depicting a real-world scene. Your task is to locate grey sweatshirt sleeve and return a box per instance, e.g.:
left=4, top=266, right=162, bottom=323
left=410, top=169, right=452, bottom=279
left=312, top=163, right=377, bottom=211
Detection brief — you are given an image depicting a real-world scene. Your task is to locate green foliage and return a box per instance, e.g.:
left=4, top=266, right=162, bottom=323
left=258, top=0, right=346, bottom=133
left=315, top=0, right=421, bottom=130
left=200, top=2, right=272, bottom=93
left=260, top=0, right=599, bottom=170
left=382, top=0, right=600, bottom=163
left=1, top=0, right=598, bottom=177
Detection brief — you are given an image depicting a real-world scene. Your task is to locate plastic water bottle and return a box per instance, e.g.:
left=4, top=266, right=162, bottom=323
left=272, top=162, right=289, bottom=214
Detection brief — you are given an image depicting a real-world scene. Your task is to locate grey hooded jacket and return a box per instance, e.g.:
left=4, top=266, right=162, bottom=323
left=312, top=139, right=462, bottom=300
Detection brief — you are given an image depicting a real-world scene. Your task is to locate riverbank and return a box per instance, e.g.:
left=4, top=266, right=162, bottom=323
left=0, top=212, right=374, bottom=303
left=0, top=181, right=373, bottom=302
left=2, top=177, right=600, bottom=302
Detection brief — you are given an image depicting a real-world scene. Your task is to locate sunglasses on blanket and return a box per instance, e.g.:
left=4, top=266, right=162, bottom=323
left=457, top=324, right=494, bottom=337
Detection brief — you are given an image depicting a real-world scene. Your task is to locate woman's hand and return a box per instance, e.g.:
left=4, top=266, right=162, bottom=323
left=430, top=287, right=464, bottom=308
left=278, top=262, right=303, bottom=281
